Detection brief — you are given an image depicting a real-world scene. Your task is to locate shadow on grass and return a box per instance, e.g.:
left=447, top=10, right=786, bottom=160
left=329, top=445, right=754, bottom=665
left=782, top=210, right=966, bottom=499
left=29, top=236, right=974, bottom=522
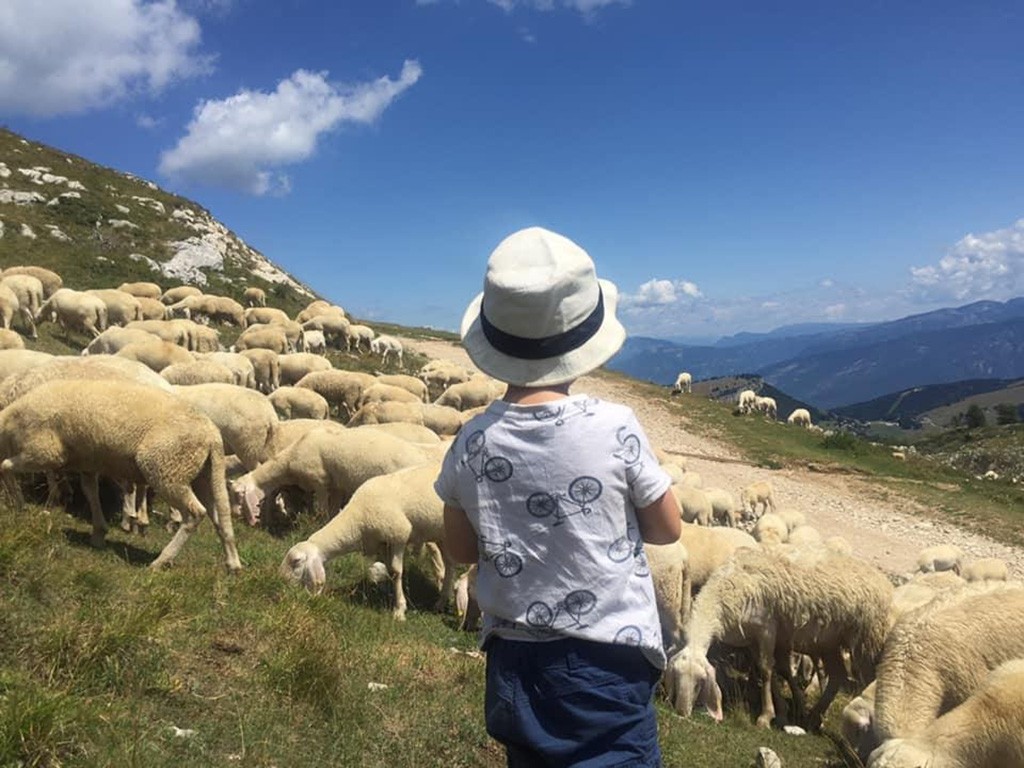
left=62, top=527, right=156, bottom=567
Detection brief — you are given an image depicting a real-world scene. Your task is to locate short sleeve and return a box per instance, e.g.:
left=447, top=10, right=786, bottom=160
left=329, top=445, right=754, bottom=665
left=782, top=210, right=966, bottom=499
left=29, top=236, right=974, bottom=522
left=432, top=437, right=461, bottom=507
left=623, top=411, right=673, bottom=509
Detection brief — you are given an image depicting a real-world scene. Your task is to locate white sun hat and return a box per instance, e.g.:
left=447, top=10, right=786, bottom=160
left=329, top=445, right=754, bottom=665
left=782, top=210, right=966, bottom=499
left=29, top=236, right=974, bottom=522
left=460, top=226, right=626, bottom=387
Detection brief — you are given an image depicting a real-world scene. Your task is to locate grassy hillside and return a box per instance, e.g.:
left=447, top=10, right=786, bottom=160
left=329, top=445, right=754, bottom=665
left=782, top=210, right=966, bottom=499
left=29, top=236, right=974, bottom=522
left=833, top=378, right=1023, bottom=428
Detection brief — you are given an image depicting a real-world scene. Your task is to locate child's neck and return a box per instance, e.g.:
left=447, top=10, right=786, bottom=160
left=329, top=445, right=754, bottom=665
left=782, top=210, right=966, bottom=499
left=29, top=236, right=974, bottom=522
left=503, top=381, right=574, bottom=405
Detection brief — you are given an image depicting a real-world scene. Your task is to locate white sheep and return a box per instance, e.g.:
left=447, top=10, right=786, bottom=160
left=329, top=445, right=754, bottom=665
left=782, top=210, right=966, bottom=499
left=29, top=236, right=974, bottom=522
left=353, top=422, right=442, bottom=445
left=268, top=386, right=330, bottom=420
left=295, top=369, right=376, bottom=417
left=238, top=349, right=280, bottom=393
left=242, top=286, right=267, bottom=307
left=754, top=395, right=778, bottom=419
left=301, top=311, right=350, bottom=350
left=172, top=383, right=279, bottom=473
left=737, top=389, right=757, bottom=414
left=0, top=283, right=21, bottom=332
left=135, top=296, right=168, bottom=321
left=841, top=681, right=877, bottom=764
left=434, top=378, right=506, bottom=411
left=867, top=659, right=1024, bottom=768
left=703, top=487, right=741, bottom=527
left=677, top=524, right=757, bottom=592
left=369, top=334, right=403, bottom=367
left=3, top=265, right=63, bottom=298
left=786, top=408, right=812, bottom=428
left=301, top=329, right=326, bottom=354
left=375, top=373, right=429, bottom=403
left=233, top=324, right=289, bottom=355
left=786, top=525, right=822, bottom=548
left=776, top=508, right=806, bottom=534
left=0, top=379, right=241, bottom=571
left=116, top=339, right=193, bottom=372
left=199, top=351, right=256, bottom=388
left=280, top=462, right=455, bottom=620
left=161, top=359, right=235, bottom=386
left=160, top=286, right=203, bottom=305
left=916, top=544, right=964, bottom=575
left=418, top=360, right=473, bottom=396
left=35, top=288, right=106, bottom=339
left=873, top=587, right=1024, bottom=742
left=671, top=371, right=692, bottom=394
left=1, top=274, right=44, bottom=338
left=278, top=352, right=332, bottom=387
left=752, top=512, right=789, bottom=545
left=671, top=484, right=713, bottom=526
left=125, top=319, right=190, bottom=347
left=347, top=323, right=375, bottom=353
left=0, top=349, right=55, bottom=383
left=233, top=426, right=431, bottom=523
left=740, top=480, right=776, bottom=519
left=118, top=281, right=162, bottom=300
left=664, top=548, right=892, bottom=729
left=295, top=299, right=340, bottom=324
left=86, top=288, right=142, bottom=326
left=961, top=557, right=1009, bottom=582
left=0, top=329, right=25, bottom=350
left=356, top=382, right=423, bottom=411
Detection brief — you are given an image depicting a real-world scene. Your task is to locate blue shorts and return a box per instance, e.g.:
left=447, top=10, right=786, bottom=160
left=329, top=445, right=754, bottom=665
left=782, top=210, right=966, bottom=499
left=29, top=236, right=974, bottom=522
left=484, top=636, right=662, bottom=767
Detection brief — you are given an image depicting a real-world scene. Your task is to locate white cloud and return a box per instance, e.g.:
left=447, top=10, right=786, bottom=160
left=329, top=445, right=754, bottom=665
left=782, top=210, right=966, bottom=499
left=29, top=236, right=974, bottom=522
left=0, top=0, right=211, bottom=117
left=824, top=303, right=846, bottom=319
left=136, top=113, right=161, bottom=129
left=910, top=218, right=1024, bottom=302
left=621, top=278, right=704, bottom=308
left=159, top=60, right=422, bottom=194
left=420, top=0, right=628, bottom=15
left=819, top=278, right=834, bottom=288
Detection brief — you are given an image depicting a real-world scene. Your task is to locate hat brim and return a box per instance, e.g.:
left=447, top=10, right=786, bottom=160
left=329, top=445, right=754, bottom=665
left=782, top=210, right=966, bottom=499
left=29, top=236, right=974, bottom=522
left=460, top=278, right=626, bottom=387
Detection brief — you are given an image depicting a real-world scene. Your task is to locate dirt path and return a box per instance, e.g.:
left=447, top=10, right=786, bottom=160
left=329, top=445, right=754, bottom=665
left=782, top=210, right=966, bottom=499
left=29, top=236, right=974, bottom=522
left=402, top=336, right=1024, bottom=579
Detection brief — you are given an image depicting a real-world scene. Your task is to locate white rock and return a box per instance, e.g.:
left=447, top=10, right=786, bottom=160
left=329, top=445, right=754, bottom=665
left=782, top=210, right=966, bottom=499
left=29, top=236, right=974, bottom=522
left=367, top=561, right=389, bottom=584
left=782, top=725, right=806, bottom=735
left=0, top=190, right=46, bottom=205
left=20, top=223, right=36, bottom=239
left=115, top=204, right=131, bottom=214
left=107, top=219, right=139, bottom=229
left=0, top=219, right=4, bottom=239
left=367, top=682, right=389, bottom=692
left=756, top=747, right=782, bottom=768
left=131, top=196, right=165, bottom=214
left=46, top=225, right=71, bottom=242
left=0, top=162, right=9, bottom=178
left=169, top=726, right=196, bottom=739
left=66, top=180, right=86, bottom=191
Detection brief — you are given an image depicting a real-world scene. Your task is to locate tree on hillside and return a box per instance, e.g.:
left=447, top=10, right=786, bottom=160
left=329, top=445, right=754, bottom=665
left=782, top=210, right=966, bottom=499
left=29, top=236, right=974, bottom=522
left=964, top=404, right=987, bottom=429
left=995, top=403, right=1019, bottom=425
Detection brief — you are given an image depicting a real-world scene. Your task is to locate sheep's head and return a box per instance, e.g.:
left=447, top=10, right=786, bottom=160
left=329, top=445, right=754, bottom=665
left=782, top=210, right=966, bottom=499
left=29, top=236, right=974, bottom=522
left=865, top=739, right=938, bottom=768
left=663, top=649, right=723, bottom=722
left=280, top=541, right=327, bottom=593
left=230, top=475, right=264, bottom=527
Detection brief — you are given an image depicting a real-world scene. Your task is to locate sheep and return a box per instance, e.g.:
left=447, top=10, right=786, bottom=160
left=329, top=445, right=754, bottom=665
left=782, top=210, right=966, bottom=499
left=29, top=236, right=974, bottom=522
left=125, top=319, right=190, bottom=347
left=703, top=487, right=741, bottom=527
left=301, top=329, right=326, bottom=354
left=740, top=480, right=776, bottom=519
left=671, top=485, right=713, bottom=526
left=243, top=286, right=267, bottom=307
left=0, top=379, right=241, bottom=571
left=873, top=587, right=1024, bottom=742
left=238, top=349, right=280, bottom=394
left=679, top=470, right=702, bottom=488
left=160, top=285, right=203, bottom=305
left=0, top=349, right=55, bottom=383
left=353, top=422, right=442, bottom=445
left=891, top=450, right=906, bottom=461
left=117, top=281, right=162, bottom=300
left=168, top=294, right=245, bottom=326
left=346, top=400, right=463, bottom=436
left=295, top=299, right=338, bottom=324
left=242, top=306, right=289, bottom=326
left=434, top=378, right=506, bottom=411
left=753, top=512, right=789, bottom=545
left=357, top=383, right=422, bottom=410
left=232, top=324, right=289, bottom=355
left=786, top=525, right=822, bottom=548
left=296, top=370, right=376, bottom=417
left=369, top=334, right=403, bottom=366
left=375, top=373, right=429, bottom=403
left=135, top=296, right=169, bottom=321
left=418, top=360, right=473, bottom=398
left=347, top=323, right=375, bottom=352
left=737, top=389, right=757, bottom=414
left=961, top=557, right=1009, bottom=582
left=2, top=274, right=44, bottom=338
left=278, top=353, right=333, bottom=387
left=664, top=548, right=892, bottom=729
left=86, top=288, right=142, bottom=326
left=2, top=266, right=63, bottom=298
left=0, top=283, right=21, bottom=332
left=677, top=524, right=758, bottom=592
left=198, top=351, right=256, bottom=388
left=301, top=311, right=350, bottom=349
left=841, top=681, right=877, bottom=763
left=824, top=535, right=853, bottom=556
left=269, top=386, right=330, bottom=420
left=776, top=508, right=806, bottom=534
left=0, top=329, right=25, bottom=350
left=646, top=540, right=692, bottom=652
left=671, top=372, right=692, bottom=394
left=754, top=396, right=778, bottom=419
left=171, top=384, right=279, bottom=473
left=233, top=426, right=431, bottom=523
left=280, top=462, right=455, bottom=620
left=661, top=462, right=686, bottom=486
left=161, top=359, right=235, bottom=386
left=786, top=408, right=812, bottom=428
left=116, top=340, right=193, bottom=373
left=35, top=288, right=107, bottom=339
left=916, top=544, right=964, bottom=575
left=866, top=659, right=1024, bottom=768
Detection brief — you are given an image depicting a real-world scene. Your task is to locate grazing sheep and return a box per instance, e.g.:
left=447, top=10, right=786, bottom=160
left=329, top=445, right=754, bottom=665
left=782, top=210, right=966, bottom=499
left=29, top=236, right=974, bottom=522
left=117, top=281, right=162, bottom=299
left=277, top=352, right=332, bottom=386
left=754, top=396, right=778, bottom=419
left=777, top=508, right=806, bottom=534
left=346, top=401, right=463, bottom=436
left=0, top=380, right=241, bottom=571
left=0, top=283, right=20, bottom=332
left=0, top=329, right=25, bottom=350
left=36, top=288, right=107, bottom=339
left=434, top=378, right=506, bottom=411
left=238, top=349, right=280, bottom=394
left=233, top=427, right=431, bottom=523
left=1, top=274, right=44, bottom=338
left=375, top=373, right=429, bottom=403
left=418, top=360, right=473, bottom=395
left=661, top=462, right=686, bottom=486
left=916, top=544, right=964, bottom=575
left=824, top=535, right=853, bottom=556
left=679, top=471, right=702, bottom=488
left=301, top=329, right=326, bottom=354
left=0, top=349, right=55, bottom=383
left=357, top=382, right=422, bottom=409
left=160, top=285, right=203, bottom=305
left=353, top=422, right=442, bottom=445
left=961, top=557, right=1009, bottom=582
left=116, top=340, right=193, bottom=372
left=786, top=525, right=822, bottom=548
left=296, top=370, right=376, bottom=417
left=243, top=306, right=290, bottom=326
left=172, top=383, right=279, bottom=473
left=646, top=540, right=692, bottom=652
left=124, top=319, right=189, bottom=347
left=677, top=524, right=758, bottom=592
left=369, top=334, right=403, bottom=366
left=671, top=372, right=692, bottom=395
left=161, top=359, right=235, bottom=386
left=891, top=450, right=906, bottom=461
left=737, top=389, right=757, bottom=414
left=243, top=286, right=267, bottom=307
left=703, top=487, right=740, bottom=527
left=280, top=462, right=455, bottom=620
left=135, top=296, right=169, bottom=321
left=233, top=324, right=289, bottom=355
left=295, top=300, right=341, bottom=323
left=301, top=311, right=350, bottom=349
left=665, top=548, right=892, bottom=729
left=3, top=266, right=63, bottom=298
left=347, top=323, right=375, bottom=352
left=873, top=587, right=1024, bottom=742
left=269, top=386, right=330, bottom=420
left=169, top=294, right=245, bottom=326
left=841, top=681, right=877, bottom=763
left=671, top=485, right=713, bottom=526
left=752, top=512, right=789, bottom=545
left=199, top=351, right=256, bottom=388
left=85, top=289, right=142, bottom=326
left=867, top=659, right=1024, bottom=768
left=786, top=408, right=812, bottom=428
left=740, top=480, right=776, bottom=519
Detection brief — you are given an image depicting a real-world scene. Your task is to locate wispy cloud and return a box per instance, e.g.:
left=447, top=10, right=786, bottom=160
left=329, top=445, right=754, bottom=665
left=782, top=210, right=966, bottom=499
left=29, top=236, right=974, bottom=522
left=419, top=0, right=629, bottom=16
left=159, top=60, right=423, bottom=195
left=909, top=218, right=1024, bottom=302
left=0, top=0, right=212, bottom=117
left=136, top=113, right=162, bottom=130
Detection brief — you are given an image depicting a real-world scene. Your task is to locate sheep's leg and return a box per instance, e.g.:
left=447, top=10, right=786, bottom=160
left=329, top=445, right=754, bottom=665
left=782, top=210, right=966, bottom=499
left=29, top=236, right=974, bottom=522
left=135, top=484, right=150, bottom=531
left=753, top=630, right=777, bottom=728
left=150, top=494, right=204, bottom=570
left=774, top=648, right=804, bottom=726
left=388, top=542, right=408, bottom=621
left=79, top=472, right=108, bottom=548
left=433, top=543, right=457, bottom=613
left=21, top=307, right=37, bottom=339
left=193, top=455, right=241, bottom=572
left=806, top=651, right=847, bottom=732
left=119, top=480, right=137, bottom=532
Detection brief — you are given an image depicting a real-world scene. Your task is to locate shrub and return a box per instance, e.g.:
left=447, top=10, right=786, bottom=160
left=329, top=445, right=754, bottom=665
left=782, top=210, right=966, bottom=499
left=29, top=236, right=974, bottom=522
left=822, top=431, right=859, bottom=452
left=965, top=404, right=987, bottom=429
left=995, top=403, right=1019, bottom=426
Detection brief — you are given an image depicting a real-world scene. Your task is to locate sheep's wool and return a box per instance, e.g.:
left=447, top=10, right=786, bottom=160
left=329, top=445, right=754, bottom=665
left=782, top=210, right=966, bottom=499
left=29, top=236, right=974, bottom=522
left=435, top=393, right=672, bottom=669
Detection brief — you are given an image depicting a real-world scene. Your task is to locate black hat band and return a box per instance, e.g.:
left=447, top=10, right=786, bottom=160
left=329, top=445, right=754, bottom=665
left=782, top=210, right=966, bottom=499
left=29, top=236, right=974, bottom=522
left=479, top=288, right=605, bottom=361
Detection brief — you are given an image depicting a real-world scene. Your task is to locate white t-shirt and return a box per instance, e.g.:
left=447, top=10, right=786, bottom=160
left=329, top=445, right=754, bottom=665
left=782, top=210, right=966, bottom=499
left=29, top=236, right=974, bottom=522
left=434, top=393, right=672, bottom=669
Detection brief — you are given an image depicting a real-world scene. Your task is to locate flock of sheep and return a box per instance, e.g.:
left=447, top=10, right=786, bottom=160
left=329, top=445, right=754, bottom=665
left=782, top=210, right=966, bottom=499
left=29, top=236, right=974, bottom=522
left=672, top=371, right=813, bottom=428
left=1, top=265, right=1022, bottom=766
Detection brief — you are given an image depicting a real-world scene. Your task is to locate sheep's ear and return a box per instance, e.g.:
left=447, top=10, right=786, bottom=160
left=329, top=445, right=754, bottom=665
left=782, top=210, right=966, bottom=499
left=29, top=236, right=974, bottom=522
left=702, top=661, right=724, bottom=722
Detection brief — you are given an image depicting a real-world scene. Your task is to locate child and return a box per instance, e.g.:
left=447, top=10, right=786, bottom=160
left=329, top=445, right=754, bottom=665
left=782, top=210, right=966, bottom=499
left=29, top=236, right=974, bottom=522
left=435, top=226, right=682, bottom=767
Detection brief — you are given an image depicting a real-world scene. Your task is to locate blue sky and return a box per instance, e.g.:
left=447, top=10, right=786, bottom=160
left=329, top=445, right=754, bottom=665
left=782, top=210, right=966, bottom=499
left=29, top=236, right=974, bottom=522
left=2, top=0, right=1023, bottom=340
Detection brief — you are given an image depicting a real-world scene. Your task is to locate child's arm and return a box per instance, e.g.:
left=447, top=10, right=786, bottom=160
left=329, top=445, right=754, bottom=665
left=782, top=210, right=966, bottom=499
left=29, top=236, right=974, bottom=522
left=636, top=490, right=682, bottom=545
left=444, top=504, right=480, bottom=564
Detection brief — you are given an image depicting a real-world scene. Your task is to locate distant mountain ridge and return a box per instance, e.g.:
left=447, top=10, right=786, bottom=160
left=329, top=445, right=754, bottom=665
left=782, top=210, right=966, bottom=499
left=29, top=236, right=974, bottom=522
left=610, top=298, right=1024, bottom=409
